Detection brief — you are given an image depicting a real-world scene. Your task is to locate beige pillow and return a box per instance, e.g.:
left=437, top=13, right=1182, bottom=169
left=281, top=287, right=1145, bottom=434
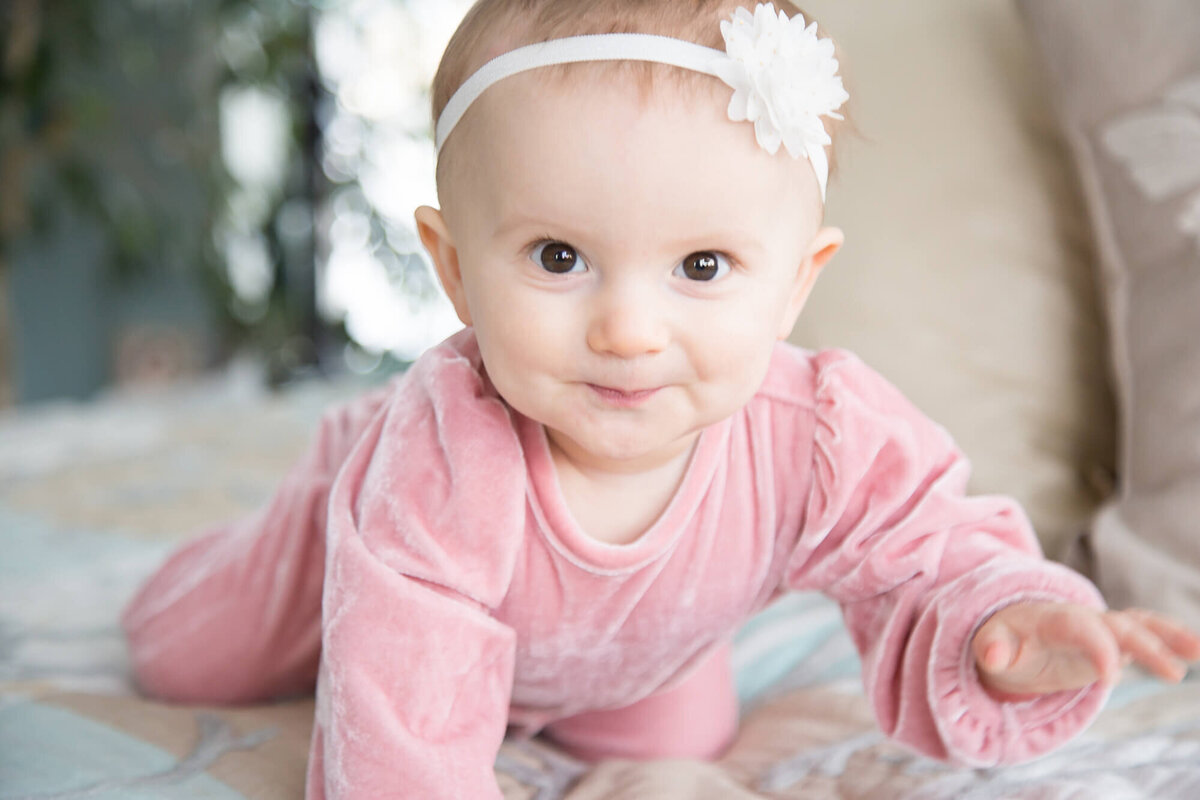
left=1017, top=0, right=1200, bottom=621
left=788, top=0, right=1115, bottom=557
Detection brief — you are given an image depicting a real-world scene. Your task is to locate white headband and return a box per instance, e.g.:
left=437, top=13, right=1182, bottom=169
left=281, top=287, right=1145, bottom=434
left=434, top=3, right=849, bottom=200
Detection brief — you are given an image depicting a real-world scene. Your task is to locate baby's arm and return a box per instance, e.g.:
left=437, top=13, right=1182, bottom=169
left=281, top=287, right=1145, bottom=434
left=309, top=335, right=527, bottom=799
left=972, top=603, right=1200, bottom=699
left=783, top=349, right=1114, bottom=766
left=315, top=518, right=516, bottom=799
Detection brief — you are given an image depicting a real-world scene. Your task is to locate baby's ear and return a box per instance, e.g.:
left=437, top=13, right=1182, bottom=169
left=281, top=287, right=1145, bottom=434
left=414, top=206, right=471, bottom=326
left=777, top=225, right=843, bottom=339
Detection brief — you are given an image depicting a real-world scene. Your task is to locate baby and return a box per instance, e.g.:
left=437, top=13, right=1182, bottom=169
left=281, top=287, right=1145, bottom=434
left=122, top=1, right=1200, bottom=798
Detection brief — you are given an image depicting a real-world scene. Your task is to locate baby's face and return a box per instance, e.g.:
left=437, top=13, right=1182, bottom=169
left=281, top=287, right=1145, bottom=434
left=420, top=72, right=840, bottom=474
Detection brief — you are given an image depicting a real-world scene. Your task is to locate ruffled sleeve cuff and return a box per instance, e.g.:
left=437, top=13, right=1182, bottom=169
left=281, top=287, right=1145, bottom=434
left=925, top=559, right=1111, bottom=766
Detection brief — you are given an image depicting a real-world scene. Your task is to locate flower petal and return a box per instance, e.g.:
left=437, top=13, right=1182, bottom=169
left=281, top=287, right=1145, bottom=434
left=714, top=1, right=848, bottom=197
left=754, top=117, right=782, bottom=154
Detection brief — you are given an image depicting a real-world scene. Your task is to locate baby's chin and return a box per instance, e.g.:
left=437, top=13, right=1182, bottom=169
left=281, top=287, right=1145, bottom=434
left=543, top=421, right=704, bottom=475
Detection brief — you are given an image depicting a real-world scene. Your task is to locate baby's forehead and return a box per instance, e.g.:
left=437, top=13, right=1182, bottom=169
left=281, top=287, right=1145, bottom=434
left=440, top=67, right=808, bottom=201
left=437, top=70, right=821, bottom=246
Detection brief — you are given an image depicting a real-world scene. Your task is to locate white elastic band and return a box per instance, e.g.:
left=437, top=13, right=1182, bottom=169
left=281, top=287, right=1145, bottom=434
left=435, top=34, right=725, bottom=152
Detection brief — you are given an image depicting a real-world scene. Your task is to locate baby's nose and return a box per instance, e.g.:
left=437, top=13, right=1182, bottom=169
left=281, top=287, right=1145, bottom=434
left=585, top=285, right=669, bottom=359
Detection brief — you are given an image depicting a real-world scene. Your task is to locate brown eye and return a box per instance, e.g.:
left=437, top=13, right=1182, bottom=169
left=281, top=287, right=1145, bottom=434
left=676, top=251, right=728, bottom=282
left=533, top=242, right=582, bottom=274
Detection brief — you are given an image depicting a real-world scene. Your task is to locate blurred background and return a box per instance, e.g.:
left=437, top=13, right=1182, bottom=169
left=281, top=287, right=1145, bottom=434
left=0, top=0, right=475, bottom=406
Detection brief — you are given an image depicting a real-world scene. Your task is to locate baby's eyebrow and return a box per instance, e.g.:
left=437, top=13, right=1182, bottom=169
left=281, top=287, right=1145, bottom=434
left=667, top=232, right=766, bottom=259
left=490, top=211, right=582, bottom=242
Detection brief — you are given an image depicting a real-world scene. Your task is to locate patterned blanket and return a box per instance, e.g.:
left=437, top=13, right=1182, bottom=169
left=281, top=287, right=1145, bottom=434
left=2, top=375, right=1198, bottom=799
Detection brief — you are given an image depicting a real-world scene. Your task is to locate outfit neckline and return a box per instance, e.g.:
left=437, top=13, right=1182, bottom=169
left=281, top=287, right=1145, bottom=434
left=515, top=411, right=729, bottom=573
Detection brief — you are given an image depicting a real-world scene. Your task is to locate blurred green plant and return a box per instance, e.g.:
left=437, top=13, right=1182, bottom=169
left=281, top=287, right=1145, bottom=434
left=0, top=0, right=332, bottom=385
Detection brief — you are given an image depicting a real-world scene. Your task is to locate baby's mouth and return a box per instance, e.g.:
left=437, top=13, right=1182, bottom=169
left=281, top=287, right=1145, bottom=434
left=586, top=383, right=661, bottom=407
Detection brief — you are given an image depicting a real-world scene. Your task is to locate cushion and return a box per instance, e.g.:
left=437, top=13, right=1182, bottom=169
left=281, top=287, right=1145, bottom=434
left=1016, top=0, right=1200, bottom=621
left=789, top=0, right=1116, bottom=558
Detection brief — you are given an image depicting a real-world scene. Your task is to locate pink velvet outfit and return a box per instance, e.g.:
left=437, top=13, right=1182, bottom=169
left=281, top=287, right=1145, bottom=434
left=122, top=329, right=1110, bottom=799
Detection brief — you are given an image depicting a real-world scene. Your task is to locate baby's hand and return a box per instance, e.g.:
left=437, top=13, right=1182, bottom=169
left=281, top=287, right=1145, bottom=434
left=971, top=603, right=1200, bottom=700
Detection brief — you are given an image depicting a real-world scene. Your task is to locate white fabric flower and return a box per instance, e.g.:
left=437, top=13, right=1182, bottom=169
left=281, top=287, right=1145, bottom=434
left=711, top=3, right=849, bottom=198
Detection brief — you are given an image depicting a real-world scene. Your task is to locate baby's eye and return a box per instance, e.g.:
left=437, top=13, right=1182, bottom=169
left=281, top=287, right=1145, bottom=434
left=531, top=241, right=585, bottom=274
left=674, top=251, right=731, bottom=282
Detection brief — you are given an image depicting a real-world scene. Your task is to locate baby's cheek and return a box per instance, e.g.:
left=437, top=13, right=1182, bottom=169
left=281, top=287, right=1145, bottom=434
left=702, top=341, right=774, bottom=409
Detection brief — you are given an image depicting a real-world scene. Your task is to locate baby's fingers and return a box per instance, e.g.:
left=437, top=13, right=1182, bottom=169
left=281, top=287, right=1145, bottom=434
left=1133, top=611, right=1200, bottom=662
left=1104, top=610, right=1198, bottom=682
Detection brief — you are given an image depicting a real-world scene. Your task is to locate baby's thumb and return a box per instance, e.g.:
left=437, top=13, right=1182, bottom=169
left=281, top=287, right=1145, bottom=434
left=974, top=621, right=1021, bottom=675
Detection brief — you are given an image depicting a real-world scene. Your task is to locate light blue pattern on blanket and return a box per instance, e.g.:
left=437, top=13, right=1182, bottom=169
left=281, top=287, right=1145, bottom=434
left=733, top=591, right=861, bottom=707
left=0, top=509, right=170, bottom=693
left=0, top=701, right=245, bottom=800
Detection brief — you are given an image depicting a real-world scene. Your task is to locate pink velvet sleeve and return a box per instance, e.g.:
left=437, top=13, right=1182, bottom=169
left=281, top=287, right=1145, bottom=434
left=785, top=349, right=1109, bottom=767
left=310, top=337, right=526, bottom=800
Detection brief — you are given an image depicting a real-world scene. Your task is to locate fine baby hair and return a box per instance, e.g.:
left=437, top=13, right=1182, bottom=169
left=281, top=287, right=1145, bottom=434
left=120, top=2, right=1200, bottom=798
